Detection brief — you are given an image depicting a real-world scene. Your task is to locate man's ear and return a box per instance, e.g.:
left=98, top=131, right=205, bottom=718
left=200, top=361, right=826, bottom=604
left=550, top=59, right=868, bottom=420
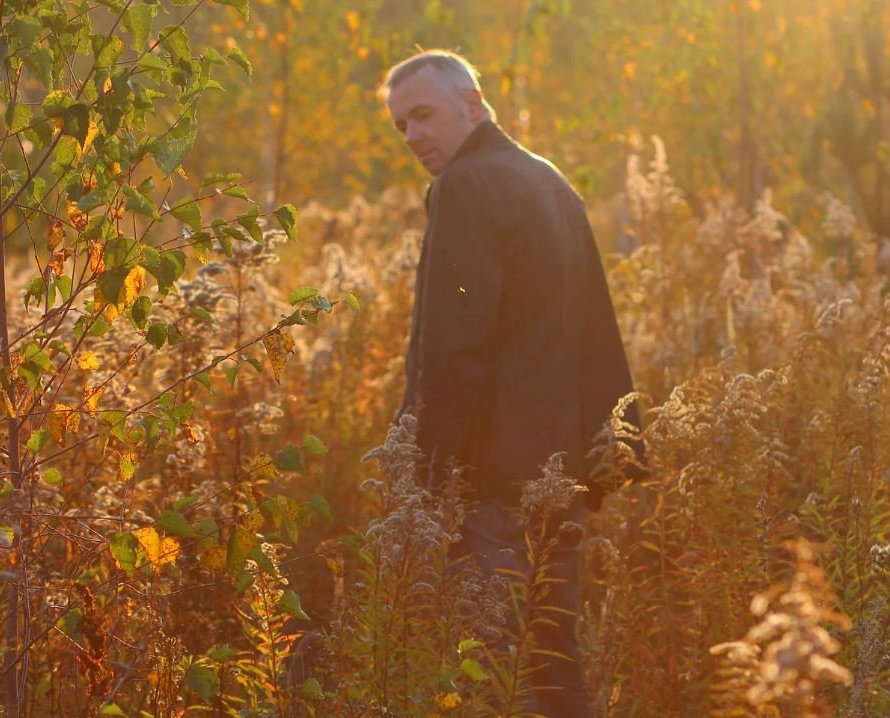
left=466, top=89, right=487, bottom=122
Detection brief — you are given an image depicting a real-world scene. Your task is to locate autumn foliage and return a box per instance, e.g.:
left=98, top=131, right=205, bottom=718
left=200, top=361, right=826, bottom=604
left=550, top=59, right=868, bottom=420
left=2, top=0, right=890, bottom=716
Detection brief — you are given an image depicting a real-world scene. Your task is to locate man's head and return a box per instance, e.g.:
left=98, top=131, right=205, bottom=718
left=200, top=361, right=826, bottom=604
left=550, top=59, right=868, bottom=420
left=381, top=50, right=495, bottom=176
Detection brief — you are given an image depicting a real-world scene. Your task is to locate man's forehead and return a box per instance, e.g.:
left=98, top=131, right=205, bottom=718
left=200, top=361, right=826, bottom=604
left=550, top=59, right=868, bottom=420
left=387, top=66, right=449, bottom=114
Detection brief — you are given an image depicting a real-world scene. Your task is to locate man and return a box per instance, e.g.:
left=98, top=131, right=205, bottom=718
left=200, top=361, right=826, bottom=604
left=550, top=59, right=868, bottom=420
left=382, top=50, right=640, bottom=716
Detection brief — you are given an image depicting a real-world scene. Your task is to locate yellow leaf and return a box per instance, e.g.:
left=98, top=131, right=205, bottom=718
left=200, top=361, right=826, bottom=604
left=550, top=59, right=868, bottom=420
left=76, top=351, right=100, bottom=371
left=201, top=544, right=226, bottom=572
left=2, top=391, right=16, bottom=419
left=68, top=202, right=88, bottom=232
left=119, top=452, right=137, bottom=480
left=262, top=329, right=295, bottom=383
left=80, top=119, right=100, bottom=155
left=246, top=452, right=277, bottom=480
left=158, top=536, right=179, bottom=567
left=181, top=421, right=199, bottom=445
left=134, top=526, right=160, bottom=568
left=243, top=510, right=264, bottom=534
left=66, top=407, right=80, bottom=433
left=47, top=221, right=65, bottom=251
left=83, top=385, right=104, bottom=415
left=47, top=403, right=77, bottom=446
left=748, top=0, right=761, bottom=11
left=88, top=242, right=105, bottom=274
left=94, top=265, right=146, bottom=323
left=122, top=265, right=146, bottom=306
left=436, top=692, right=462, bottom=709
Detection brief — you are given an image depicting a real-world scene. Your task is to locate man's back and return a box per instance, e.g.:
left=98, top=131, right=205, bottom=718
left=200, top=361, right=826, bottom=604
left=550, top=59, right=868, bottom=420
left=406, top=120, right=636, bottom=505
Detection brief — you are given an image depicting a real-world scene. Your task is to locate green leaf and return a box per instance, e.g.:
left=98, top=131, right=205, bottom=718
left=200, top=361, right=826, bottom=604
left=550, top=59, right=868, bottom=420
left=24, top=276, right=47, bottom=309
left=78, top=187, right=110, bottom=212
left=278, top=590, right=310, bottom=620
left=99, top=704, right=127, bottom=717
left=6, top=103, right=32, bottom=133
left=459, top=658, right=488, bottom=682
left=122, top=3, right=157, bottom=51
left=309, top=494, right=332, bottom=522
left=242, top=354, right=263, bottom=373
left=24, top=47, right=53, bottom=88
left=224, top=364, right=239, bottom=387
left=143, top=416, right=160, bottom=452
left=57, top=609, right=83, bottom=641
left=288, top=287, right=318, bottom=304
left=192, top=231, right=213, bottom=263
left=196, top=517, right=220, bottom=550
left=173, top=495, right=198, bottom=511
left=109, top=531, right=138, bottom=575
left=211, top=0, right=248, bottom=18
left=146, top=322, right=167, bottom=349
left=156, top=510, right=196, bottom=538
left=41, top=468, right=62, bottom=486
left=233, top=569, right=253, bottom=594
left=194, top=372, right=212, bottom=392
left=202, top=47, right=224, bottom=64
left=202, top=171, right=242, bottom=187
left=221, top=185, right=249, bottom=200
left=302, top=678, right=323, bottom=699
left=60, top=104, right=90, bottom=147
left=91, top=35, right=124, bottom=69
left=55, top=276, right=72, bottom=302
left=131, top=295, right=152, bottom=329
left=189, top=307, right=214, bottom=324
left=227, top=45, right=252, bottom=76
left=98, top=267, right=131, bottom=305
left=7, top=17, right=42, bottom=49
left=123, top=185, right=160, bottom=219
left=235, top=206, right=262, bottom=242
left=273, top=203, right=298, bottom=241
left=150, top=117, right=196, bottom=176
left=344, top=292, right=360, bottom=313
left=302, top=433, right=327, bottom=456
left=226, top=524, right=255, bottom=574
left=141, top=249, right=186, bottom=295
left=87, top=315, right=112, bottom=338
left=137, top=53, right=167, bottom=72
left=458, top=638, right=484, bottom=654
left=159, top=26, right=190, bottom=64
left=26, top=428, right=48, bottom=453
left=169, top=197, right=202, bottom=231
left=208, top=645, right=237, bottom=662
left=99, top=410, right=128, bottom=441
left=186, top=663, right=219, bottom=704
left=249, top=542, right=275, bottom=575
left=274, top=444, right=303, bottom=473
left=0, top=482, right=14, bottom=499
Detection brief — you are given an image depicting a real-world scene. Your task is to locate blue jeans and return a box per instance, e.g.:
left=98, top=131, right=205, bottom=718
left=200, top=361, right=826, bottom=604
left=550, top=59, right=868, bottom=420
left=452, top=500, right=592, bottom=717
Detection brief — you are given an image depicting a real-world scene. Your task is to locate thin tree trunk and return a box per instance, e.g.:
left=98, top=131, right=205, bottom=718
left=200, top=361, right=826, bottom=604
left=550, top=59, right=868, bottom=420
left=1, top=214, right=22, bottom=716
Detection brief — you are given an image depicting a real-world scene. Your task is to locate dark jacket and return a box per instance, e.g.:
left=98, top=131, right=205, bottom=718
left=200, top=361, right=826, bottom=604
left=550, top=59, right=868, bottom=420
left=398, top=120, right=639, bottom=508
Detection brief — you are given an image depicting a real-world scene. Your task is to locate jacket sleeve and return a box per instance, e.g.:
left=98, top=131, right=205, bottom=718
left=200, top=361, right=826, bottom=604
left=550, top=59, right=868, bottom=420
left=415, top=167, right=506, bottom=479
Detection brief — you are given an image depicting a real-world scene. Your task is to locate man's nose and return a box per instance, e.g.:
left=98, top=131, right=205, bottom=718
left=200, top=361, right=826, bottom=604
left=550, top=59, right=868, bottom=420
left=405, top=123, right=424, bottom=148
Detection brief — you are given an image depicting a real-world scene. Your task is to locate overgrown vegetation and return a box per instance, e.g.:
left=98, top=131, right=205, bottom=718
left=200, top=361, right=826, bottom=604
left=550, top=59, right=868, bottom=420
left=2, top=0, right=889, bottom=716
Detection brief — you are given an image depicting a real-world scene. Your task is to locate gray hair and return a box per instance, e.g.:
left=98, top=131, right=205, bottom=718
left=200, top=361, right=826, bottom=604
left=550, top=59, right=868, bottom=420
left=380, top=49, right=496, bottom=120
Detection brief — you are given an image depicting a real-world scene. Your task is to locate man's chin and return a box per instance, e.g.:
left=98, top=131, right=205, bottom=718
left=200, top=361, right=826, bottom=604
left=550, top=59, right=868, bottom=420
left=418, top=155, right=444, bottom=176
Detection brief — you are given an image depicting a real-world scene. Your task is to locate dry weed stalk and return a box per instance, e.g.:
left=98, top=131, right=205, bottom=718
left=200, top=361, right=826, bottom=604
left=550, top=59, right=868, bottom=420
left=710, top=539, right=853, bottom=717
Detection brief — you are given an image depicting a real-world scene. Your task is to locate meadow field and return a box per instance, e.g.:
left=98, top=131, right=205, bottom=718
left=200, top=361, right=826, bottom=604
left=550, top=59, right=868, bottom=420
left=1, top=0, right=889, bottom=715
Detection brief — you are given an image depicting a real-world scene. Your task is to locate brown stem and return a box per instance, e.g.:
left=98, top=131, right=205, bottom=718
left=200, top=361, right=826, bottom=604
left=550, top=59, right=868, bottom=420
left=1, top=202, right=23, bottom=716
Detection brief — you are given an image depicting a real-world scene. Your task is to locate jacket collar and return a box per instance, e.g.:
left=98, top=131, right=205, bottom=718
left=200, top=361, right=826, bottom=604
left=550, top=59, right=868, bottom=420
left=450, top=119, right=516, bottom=164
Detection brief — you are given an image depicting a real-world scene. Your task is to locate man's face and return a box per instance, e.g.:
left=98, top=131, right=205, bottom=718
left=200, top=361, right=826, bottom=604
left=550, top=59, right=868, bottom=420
left=387, top=65, right=482, bottom=176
